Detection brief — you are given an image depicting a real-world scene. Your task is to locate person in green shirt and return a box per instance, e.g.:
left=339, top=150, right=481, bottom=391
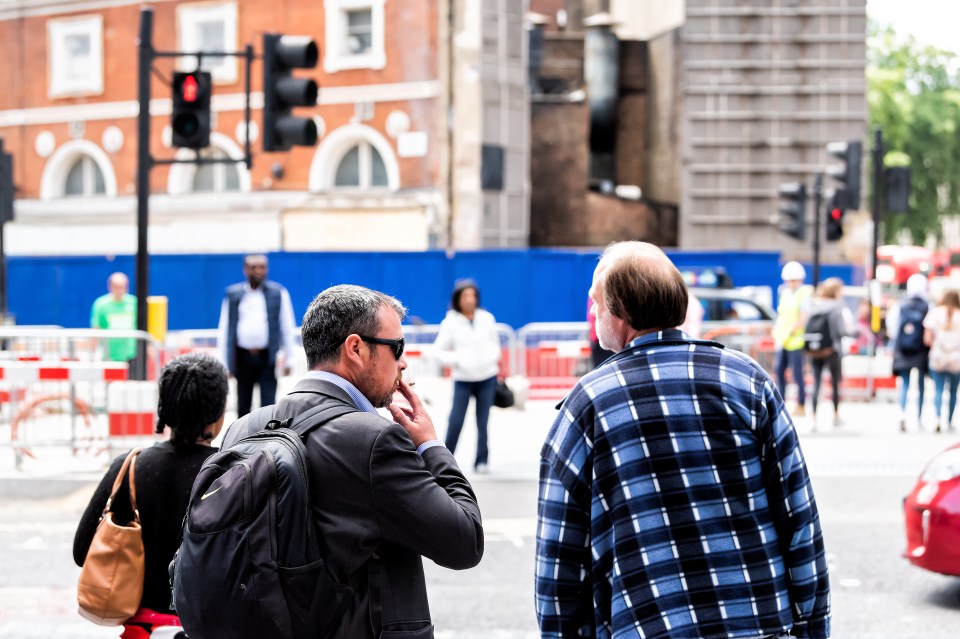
left=91, top=272, right=137, bottom=362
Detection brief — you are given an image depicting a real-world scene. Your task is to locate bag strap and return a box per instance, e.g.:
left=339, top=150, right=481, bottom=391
left=268, top=402, right=360, bottom=441
left=104, top=448, right=142, bottom=524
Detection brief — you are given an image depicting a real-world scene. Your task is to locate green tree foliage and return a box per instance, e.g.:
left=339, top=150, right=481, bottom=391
left=868, top=22, right=960, bottom=244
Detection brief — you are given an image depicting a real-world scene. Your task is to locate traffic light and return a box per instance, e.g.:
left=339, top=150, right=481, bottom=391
left=777, top=182, right=807, bottom=240
left=171, top=71, right=212, bottom=149
left=826, top=140, right=862, bottom=210
left=886, top=166, right=911, bottom=213
left=262, top=34, right=319, bottom=152
left=825, top=190, right=844, bottom=241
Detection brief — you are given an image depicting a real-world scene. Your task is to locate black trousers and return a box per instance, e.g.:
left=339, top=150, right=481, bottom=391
left=810, top=352, right=842, bottom=414
left=235, top=347, right=277, bottom=417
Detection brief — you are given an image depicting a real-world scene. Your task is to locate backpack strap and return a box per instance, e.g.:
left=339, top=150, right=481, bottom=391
left=268, top=402, right=360, bottom=441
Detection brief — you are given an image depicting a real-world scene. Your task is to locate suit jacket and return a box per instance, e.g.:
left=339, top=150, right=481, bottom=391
left=223, top=377, right=484, bottom=639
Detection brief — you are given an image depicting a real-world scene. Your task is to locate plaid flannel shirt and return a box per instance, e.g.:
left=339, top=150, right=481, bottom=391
left=536, top=330, right=830, bottom=639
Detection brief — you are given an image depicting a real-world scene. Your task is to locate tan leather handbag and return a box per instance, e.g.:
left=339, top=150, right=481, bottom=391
left=77, top=448, right=145, bottom=625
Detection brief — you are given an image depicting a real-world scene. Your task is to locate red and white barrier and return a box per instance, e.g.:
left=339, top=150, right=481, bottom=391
left=107, top=381, right=157, bottom=437
left=0, top=361, right=128, bottom=383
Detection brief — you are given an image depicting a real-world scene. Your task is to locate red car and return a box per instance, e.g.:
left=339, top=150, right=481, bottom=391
left=903, top=443, right=960, bottom=575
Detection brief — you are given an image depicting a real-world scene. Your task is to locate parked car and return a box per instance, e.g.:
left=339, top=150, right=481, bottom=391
left=690, top=287, right=776, bottom=322
left=903, top=443, right=960, bottom=576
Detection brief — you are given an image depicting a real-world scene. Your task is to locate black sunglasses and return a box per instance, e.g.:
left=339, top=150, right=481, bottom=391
left=359, top=335, right=405, bottom=360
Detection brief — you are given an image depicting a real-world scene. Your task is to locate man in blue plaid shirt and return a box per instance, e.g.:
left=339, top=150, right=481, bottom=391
left=536, top=242, right=830, bottom=639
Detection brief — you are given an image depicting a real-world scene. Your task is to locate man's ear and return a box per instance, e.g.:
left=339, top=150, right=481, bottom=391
left=342, top=334, right=364, bottom=363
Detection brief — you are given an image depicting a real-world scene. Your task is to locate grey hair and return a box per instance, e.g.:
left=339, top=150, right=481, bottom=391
left=301, top=284, right=407, bottom=368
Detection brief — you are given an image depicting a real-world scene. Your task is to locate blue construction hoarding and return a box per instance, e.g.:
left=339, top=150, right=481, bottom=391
left=7, top=250, right=857, bottom=330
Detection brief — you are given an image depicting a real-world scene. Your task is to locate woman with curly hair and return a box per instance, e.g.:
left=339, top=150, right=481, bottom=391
left=74, top=352, right=228, bottom=636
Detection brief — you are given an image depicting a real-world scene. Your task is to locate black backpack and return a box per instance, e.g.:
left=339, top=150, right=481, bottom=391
left=897, top=299, right=928, bottom=354
left=171, top=403, right=357, bottom=639
left=803, top=311, right=835, bottom=359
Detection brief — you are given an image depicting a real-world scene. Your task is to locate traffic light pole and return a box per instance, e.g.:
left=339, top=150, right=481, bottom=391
left=871, top=128, right=883, bottom=280
left=134, top=7, right=255, bottom=379
left=134, top=8, right=154, bottom=381
left=812, top=173, right=822, bottom=287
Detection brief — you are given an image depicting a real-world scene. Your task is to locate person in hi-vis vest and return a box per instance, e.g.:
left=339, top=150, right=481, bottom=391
left=773, top=261, right=813, bottom=416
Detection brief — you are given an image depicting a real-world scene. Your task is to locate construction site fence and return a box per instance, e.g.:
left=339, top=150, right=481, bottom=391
left=1, top=322, right=898, bottom=469
left=0, top=327, right=161, bottom=470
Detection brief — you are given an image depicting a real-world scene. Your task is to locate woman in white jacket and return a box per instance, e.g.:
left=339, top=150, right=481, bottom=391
left=433, top=279, right=501, bottom=472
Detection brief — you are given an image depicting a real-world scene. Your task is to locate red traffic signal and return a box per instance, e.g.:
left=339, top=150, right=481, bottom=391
left=182, top=74, right=199, bottom=103
left=171, top=71, right=211, bottom=149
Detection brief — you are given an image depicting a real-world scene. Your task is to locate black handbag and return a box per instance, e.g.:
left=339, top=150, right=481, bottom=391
left=493, top=379, right=515, bottom=409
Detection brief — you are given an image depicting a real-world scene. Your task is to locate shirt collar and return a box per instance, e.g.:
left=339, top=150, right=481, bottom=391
left=623, top=328, right=689, bottom=350
left=303, top=371, right=378, bottom=414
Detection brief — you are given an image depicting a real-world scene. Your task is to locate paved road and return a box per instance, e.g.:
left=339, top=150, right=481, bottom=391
left=1, top=390, right=959, bottom=637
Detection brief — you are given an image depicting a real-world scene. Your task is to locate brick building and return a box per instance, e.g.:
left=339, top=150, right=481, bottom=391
left=0, top=0, right=528, bottom=255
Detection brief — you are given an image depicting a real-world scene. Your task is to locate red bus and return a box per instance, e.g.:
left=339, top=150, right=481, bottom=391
left=874, top=245, right=933, bottom=289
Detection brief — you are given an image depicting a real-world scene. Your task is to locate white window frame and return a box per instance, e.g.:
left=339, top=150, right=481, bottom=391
left=47, top=15, right=103, bottom=98
left=308, top=124, right=399, bottom=192
left=177, top=1, right=238, bottom=84
left=39, top=140, right=117, bottom=200
left=324, top=0, right=386, bottom=73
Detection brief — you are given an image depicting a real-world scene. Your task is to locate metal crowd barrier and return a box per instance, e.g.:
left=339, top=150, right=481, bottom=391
left=0, top=328, right=160, bottom=470
left=1, top=321, right=900, bottom=468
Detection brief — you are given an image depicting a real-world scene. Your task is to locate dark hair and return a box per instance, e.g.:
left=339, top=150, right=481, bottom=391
left=450, top=279, right=480, bottom=313
left=155, top=352, right=228, bottom=448
left=301, top=285, right=406, bottom=368
left=600, top=242, right=688, bottom=331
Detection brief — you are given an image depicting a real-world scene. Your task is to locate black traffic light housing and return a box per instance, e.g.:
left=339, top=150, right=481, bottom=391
left=777, top=182, right=807, bottom=241
left=826, top=140, right=862, bottom=211
left=171, top=71, right=212, bottom=149
left=262, top=34, right=319, bottom=152
left=825, top=189, right=844, bottom=241
left=885, top=166, right=911, bottom=214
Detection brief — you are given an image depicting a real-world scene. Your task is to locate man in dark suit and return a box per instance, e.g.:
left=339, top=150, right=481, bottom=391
left=217, top=254, right=298, bottom=417
left=223, top=284, right=483, bottom=639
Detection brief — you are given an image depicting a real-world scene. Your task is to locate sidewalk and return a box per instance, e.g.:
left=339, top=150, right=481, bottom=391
left=2, top=377, right=957, bottom=499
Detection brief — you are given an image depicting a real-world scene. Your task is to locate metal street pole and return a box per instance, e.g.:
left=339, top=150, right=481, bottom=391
left=0, top=138, right=7, bottom=321
left=134, top=7, right=154, bottom=381
left=812, top=173, right=823, bottom=286
left=871, top=128, right=883, bottom=280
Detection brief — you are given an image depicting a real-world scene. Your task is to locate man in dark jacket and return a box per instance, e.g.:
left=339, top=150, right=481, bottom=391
left=224, top=284, right=483, bottom=638
left=217, top=254, right=297, bottom=416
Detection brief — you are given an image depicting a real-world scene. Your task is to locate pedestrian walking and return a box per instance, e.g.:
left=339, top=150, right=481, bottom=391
left=773, top=261, right=813, bottom=415
left=90, top=272, right=137, bottom=363
left=74, top=352, right=228, bottom=637
left=433, top=279, right=501, bottom=473
left=536, top=241, right=831, bottom=639
left=888, top=273, right=931, bottom=431
left=216, top=254, right=298, bottom=417
left=220, top=284, right=483, bottom=638
left=924, top=289, right=960, bottom=433
left=804, top=277, right=856, bottom=427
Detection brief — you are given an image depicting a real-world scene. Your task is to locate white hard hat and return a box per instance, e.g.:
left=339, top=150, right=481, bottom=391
left=781, top=261, right=806, bottom=282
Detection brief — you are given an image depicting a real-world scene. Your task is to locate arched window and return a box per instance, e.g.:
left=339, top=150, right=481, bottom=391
left=309, top=124, right=400, bottom=192
left=167, top=132, right=251, bottom=195
left=63, top=155, right=106, bottom=196
left=334, top=142, right=388, bottom=188
left=192, top=147, right=241, bottom=192
left=40, top=140, right=117, bottom=200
